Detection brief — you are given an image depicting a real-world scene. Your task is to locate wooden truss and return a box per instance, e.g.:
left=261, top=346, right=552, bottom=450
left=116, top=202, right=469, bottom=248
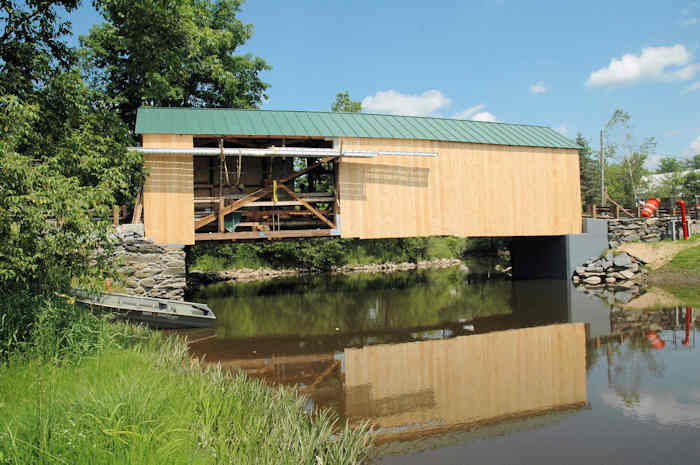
left=194, top=156, right=338, bottom=238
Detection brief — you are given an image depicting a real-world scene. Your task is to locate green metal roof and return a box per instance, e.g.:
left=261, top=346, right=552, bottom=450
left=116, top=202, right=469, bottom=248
left=135, top=107, right=580, bottom=149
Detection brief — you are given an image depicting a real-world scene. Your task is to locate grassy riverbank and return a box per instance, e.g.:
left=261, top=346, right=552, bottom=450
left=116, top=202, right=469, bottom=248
left=189, top=236, right=482, bottom=272
left=0, top=300, right=370, bottom=465
left=647, top=239, right=700, bottom=307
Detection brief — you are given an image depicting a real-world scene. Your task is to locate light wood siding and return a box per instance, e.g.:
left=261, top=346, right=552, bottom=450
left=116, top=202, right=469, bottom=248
left=142, top=134, right=194, bottom=245
left=338, top=138, right=582, bottom=238
left=344, top=323, right=587, bottom=432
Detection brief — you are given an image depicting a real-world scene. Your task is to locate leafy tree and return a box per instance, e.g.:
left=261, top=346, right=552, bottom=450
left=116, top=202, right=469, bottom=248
left=331, top=91, right=361, bottom=113
left=656, top=156, right=684, bottom=174
left=684, top=154, right=700, bottom=170
left=0, top=96, right=115, bottom=296
left=81, top=0, right=270, bottom=130
left=602, top=109, right=652, bottom=205
left=683, top=172, right=700, bottom=197
left=652, top=169, right=686, bottom=199
left=575, top=133, right=599, bottom=206
left=0, top=0, right=80, bottom=98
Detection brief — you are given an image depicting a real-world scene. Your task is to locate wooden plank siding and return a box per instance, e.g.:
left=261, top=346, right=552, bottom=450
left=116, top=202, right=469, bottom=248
left=142, top=134, right=195, bottom=245
left=344, top=323, right=587, bottom=432
left=338, top=138, right=582, bottom=238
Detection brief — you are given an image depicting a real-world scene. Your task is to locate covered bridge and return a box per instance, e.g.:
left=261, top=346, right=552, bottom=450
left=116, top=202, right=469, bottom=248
left=133, top=108, right=582, bottom=245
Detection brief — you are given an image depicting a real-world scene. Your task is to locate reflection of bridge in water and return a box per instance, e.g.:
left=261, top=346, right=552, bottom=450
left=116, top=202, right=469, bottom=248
left=186, top=279, right=618, bottom=444
left=343, top=323, right=587, bottom=442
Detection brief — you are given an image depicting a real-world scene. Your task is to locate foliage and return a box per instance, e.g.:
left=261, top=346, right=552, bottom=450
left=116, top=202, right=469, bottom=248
left=656, top=156, right=685, bottom=174
left=0, top=331, right=371, bottom=465
left=0, top=96, right=119, bottom=296
left=576, top=133, right=600, bottom=205
left=602, top=109, right=652, bottom=205
left=682, top=171, right=700, bottom=197
left=605, top=152, right=649, bottom=205
left=331, top=91, right=362, bottom=112
left=686, top=154, right=700, bottom=170
left=0, top=0, right=80, bottom=99
left=82, top=0, right=270, bottom=129
left=652, top=169, right=687, bottom=198
left=190, top=236, right=471, bottom=272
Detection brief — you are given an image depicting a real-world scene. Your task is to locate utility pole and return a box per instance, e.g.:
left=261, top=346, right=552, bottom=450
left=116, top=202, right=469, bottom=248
left=600, top=129, right=606, bottom=207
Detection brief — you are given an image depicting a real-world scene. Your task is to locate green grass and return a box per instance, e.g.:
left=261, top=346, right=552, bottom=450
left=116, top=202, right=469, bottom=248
left=0, top=300, right=371, bottom=465
left=665, top=243, right=700, bottom=271
left=663, top=286, right=700, bottom=307
left=651, top=243, right=700, bottom=307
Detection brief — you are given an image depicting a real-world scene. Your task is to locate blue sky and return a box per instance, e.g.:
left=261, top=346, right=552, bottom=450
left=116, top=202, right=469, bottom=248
left=68, top=0, right=699, bottom=165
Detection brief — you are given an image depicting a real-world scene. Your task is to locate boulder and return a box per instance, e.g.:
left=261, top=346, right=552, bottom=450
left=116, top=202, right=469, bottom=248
left=605, top=277, right=616, bottom=284
left=583, top=276, right=602, bottom=285
left=615, top=291, right=634, bottom=304
left=613, top=253, right=632, bottom=267
left=619, top=269, right=636, bottom=280
left=617, top=280, right=637, bottom=289
left=585, top=265, right=605, bottom=273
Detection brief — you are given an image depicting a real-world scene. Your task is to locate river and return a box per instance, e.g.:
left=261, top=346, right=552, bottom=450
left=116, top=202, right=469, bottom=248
left=187, top=267, right=699, bottom=464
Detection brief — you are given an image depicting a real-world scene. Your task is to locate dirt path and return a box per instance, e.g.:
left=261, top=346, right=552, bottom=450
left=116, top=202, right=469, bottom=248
left=617, top=240, right=698, bottom=270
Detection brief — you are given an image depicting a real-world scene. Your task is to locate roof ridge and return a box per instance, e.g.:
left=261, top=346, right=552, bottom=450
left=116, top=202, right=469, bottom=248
left=137, top=106, right=559, bottom=130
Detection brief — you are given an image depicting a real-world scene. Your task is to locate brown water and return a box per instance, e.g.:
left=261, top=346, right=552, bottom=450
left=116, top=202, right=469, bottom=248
left=188, top=268, right=700, bottom=464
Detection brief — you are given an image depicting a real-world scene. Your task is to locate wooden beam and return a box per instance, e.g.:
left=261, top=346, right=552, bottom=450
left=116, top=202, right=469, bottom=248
left=195, top=229, right=332, bottom=241
left=218, top=198, right=225, bottom=233
left=334, top=158, right=340, bottom=217
left=301, top=360, right=341, bottom=393
left=194, top=156, right=337, bottom=230
left=194, top=197, right=334, bottom=205
left=131, top=191, right=142, bottom=224
left=277, top=183, right=335, bottom=228
left=606, top=193, right=635, bottom=218
left=195, top=187, right=272, bottom=230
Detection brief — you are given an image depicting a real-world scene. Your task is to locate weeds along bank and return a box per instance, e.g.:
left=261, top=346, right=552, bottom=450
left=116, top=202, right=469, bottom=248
left=0, top=300, right=371, bottom=465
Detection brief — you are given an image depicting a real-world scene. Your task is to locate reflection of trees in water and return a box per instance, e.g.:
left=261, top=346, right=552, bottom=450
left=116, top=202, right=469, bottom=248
left=588, top=333, right=665, bottom=407
left=198, top=269, right=514, bottom=338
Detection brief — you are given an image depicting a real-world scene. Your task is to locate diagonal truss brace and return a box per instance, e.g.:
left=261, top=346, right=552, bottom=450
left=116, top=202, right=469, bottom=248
left=194, top=156, right=337, bottom=231
left=277, top=183, right=335, bottom=229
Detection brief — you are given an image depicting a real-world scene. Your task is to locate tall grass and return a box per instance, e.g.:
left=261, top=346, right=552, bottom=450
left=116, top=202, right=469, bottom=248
left=0, top=312, right=371, bottom=464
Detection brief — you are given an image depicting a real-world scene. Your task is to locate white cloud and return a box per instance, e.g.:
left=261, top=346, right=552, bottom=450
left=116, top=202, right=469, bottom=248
left=472, top=112, right=498, bottom=122
left=601, top=390, right=700, bottom=427
left=529, top=81, right=548, bottom=94
left=361, top=89, right=450, bottom=116
left=585, top=44, right=700, bottom=87
left=691, top=135, right=700, bottom=153
left=452, top=104, right=485, bottom=119
left=452, top=104, right=498, bottom=122
left=682, top=81, right=700, bottom=93
left=682, top=17, right=698, bottom=25
left=554, top=123, right=568, bottom=135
